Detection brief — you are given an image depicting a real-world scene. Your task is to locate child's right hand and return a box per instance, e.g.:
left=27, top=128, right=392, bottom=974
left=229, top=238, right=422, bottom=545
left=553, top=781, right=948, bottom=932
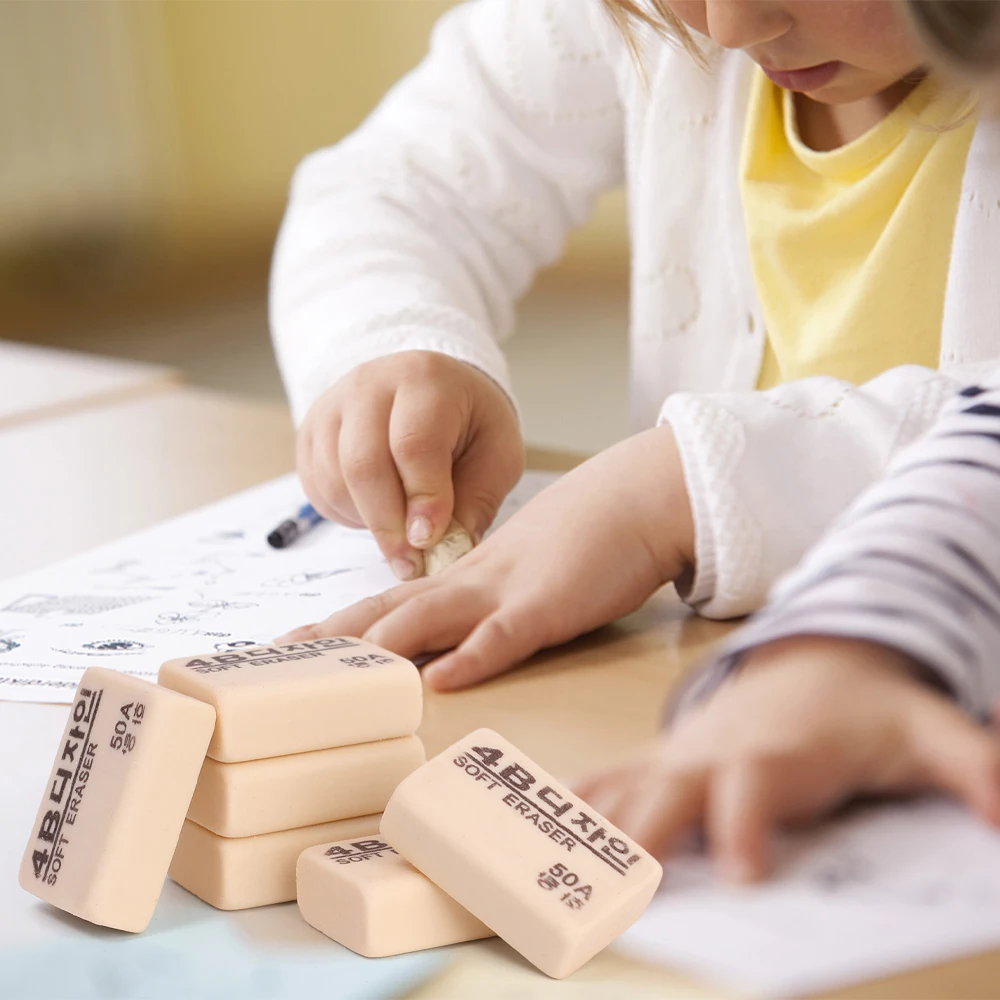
left=297, top=350, right=524, bottom=580
left=578, top=636, right=1000, bottom=884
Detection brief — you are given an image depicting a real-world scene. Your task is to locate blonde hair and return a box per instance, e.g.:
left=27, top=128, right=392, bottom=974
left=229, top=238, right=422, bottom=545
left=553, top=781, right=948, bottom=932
left=904, top=0, right=1000, bottom=76
left=599, top=0, right=704, bottom=66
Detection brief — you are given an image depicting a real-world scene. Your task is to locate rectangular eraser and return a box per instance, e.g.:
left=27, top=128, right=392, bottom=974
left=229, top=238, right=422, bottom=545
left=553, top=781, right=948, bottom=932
left=380, top=728, right=663, bottom=979
left=187, top=735, right=425, bottom=837
left=158, top=637, right=421, bottom=762
left=297, top=837, right=494, bottom=957
left=168, top=813, right=381, bottom=910
left=18, top=668, right=215, bottom=932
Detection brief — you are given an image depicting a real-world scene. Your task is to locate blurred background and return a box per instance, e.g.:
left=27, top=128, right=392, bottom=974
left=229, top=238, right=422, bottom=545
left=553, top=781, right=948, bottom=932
left=0, top=0, right=630, bottom=454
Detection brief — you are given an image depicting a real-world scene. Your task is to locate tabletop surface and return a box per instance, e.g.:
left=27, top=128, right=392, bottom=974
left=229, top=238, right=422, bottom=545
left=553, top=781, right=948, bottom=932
left=1, top=373, right=999, bottom=998
left=0, top=340, right=182, bottom=430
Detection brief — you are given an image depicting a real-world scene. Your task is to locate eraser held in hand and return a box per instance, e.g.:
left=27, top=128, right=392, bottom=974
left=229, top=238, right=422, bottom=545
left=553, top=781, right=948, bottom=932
left=424, top=519, right=474, bottom=576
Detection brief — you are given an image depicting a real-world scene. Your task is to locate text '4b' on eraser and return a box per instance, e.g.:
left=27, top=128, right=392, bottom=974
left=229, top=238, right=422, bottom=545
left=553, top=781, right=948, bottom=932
left=380, top=728, right=663, bottom=979
left=18, top=668, right=215, bottom=932
left=158, top=637, right=421, bottom=762
left=297, top=837, right=494, bottom=957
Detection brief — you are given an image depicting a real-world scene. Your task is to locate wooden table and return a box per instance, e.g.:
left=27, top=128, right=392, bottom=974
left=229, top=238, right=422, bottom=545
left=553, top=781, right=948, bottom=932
left=0, top=387, right=296, bottom=580
left=0, top=339, right=182, bottom=430
left=1, top=378, right=999, bottom=998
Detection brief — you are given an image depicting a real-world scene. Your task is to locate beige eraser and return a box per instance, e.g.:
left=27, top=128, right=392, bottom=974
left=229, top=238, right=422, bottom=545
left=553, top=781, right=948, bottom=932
left=381, top=728, right=662, bottom=979
left=424, top=519, right=473, bottom=576
left=158, top=637, right=421, bottom=762
left=297, top=837, right=494, bottom=956
left=169, top=813, right=381, bottom=910
left=187, top=735, right=425, bottom=837
left=18, top=668, right=215, bottom=932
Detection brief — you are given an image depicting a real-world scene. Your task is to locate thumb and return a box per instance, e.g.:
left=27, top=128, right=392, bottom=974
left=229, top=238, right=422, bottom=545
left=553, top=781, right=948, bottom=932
left=389, top=392, right=460, bottom=551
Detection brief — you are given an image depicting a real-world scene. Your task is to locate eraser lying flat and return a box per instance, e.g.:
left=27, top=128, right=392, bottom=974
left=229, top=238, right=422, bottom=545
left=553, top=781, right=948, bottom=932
left=381, top=729, right=662, bottom=979
left=297, top=837, right=494, bottom=957
left=187, top=735, right=425, bottom=837
left=158, top=637, right=421, bottom=762
left=424, top=520, right=473, bottom=576
left=19, top=668, right=215, bottom=932
left=169, top=814, right=381, bottom=910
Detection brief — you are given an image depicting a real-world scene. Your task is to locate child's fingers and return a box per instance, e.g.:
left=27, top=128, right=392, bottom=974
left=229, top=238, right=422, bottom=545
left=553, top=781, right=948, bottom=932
left=451, top=430, right=524, bottom=546
left=707, top=759, right=788, bottom=884
left=610, top=766, right=707, bottom=860
left=339, top=397, right=422, bottom=581
left=363, top=586, right=493, bottom=664
left=421, top=603, right=546, bottom=690
left=389, top=386, right=460, bottom=550
left=302, top=414, right=364, bottom=527
left=573, top=766, right=634, bottom=820
left=908, top=696, right=1000, bottom=826
left=274, top=582, right=433, bottom=645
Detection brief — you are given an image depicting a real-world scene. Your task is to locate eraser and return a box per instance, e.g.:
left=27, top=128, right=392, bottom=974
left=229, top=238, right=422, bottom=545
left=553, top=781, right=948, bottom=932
left=187, top=735, right=425, bottom=837
left=158, top=637, right=421, bottom=762
left=424, top=520, right=473, bottom=576
left=297, top=837, right=494, bottom=956
left=18, top=668, right=215, bottom=932
left=168, top=813, right=381, bottom=910
left=380, top=728, right=662, bottom=979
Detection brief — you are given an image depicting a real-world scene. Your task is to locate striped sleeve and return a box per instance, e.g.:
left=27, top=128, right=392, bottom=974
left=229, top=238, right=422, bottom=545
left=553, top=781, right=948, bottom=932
left=675, top=370, right=1000, bottom=723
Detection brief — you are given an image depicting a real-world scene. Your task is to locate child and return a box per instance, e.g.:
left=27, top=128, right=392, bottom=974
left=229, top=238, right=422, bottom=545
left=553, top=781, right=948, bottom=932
left=574, top=1, right=1000, bottom=883
left=275, top=0, right=1000, bottom=693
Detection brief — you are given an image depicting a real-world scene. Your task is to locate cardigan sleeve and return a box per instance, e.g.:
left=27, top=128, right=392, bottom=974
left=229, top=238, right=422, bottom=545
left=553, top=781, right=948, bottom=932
left=270, top=0, right=626, bottom=424
left=670, top=367, right=1000, bottom=723
left=658, top=363, right=997, bottom=619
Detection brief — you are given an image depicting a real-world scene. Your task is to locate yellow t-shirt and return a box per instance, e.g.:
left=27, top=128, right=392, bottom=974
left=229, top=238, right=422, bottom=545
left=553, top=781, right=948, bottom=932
left=742, top=71, right=976, bottom=391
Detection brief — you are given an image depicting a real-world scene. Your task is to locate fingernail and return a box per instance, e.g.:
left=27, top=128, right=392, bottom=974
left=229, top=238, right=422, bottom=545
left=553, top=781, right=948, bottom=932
left=407, top=516, right=433, bottom=547
left=391, top=557, right=419, bottom=581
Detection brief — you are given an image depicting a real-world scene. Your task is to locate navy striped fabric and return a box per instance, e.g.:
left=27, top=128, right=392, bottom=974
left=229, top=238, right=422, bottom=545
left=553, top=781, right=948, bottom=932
left=680, top=377, right=1000, bottom=722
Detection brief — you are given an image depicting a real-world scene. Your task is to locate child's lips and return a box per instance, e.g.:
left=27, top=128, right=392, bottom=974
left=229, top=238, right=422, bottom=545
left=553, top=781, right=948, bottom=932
left=761, top=61, right=841, bottom=93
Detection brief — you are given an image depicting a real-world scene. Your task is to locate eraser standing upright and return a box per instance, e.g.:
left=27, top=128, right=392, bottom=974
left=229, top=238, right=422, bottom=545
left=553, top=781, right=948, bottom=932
left=158, top=637, right=421, bottom=762
left=424, top=520, right=473, bottom=577
left=297, top=837, right=494, bottom=957
left=381, top=728, right=663, bottom=979
left=18, top=668, right=215, bottom=932
left=169, top=814, right=382, bottom=910
left=187, top=735, right=425, bottom=837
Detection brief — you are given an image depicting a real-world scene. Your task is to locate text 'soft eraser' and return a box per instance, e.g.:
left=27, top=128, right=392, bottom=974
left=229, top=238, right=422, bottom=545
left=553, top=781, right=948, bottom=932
left=168, top=813, right=381, bottom=910
left=380, top=728, right=662, bottom=979
left=158, top=637, right=421, bottom=762
left=18, top=668, right=215, bottom=931
left=296, top=837, right=494, bottom=956
left=187, top=735, right=425, bottom=837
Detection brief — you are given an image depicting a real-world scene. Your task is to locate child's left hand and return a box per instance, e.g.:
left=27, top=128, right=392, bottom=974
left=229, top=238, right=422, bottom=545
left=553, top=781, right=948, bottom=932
left=577, top=636, right=1000, bottom=884
left=278, top=425, right=695, bottom=691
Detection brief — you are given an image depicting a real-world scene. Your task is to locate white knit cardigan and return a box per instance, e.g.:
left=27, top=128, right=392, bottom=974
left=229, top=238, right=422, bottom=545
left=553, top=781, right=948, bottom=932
left=270, top=0, right=1000, bottom=620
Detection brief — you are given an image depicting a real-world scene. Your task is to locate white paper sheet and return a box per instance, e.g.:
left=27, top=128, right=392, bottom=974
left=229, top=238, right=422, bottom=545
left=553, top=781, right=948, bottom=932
left=0, top=471, right=558, bottom=703
left=616, top=797, right=1000, bottom=997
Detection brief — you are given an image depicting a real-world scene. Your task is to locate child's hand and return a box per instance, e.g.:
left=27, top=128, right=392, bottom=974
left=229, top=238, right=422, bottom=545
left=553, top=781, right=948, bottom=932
left=298, top=351, right=524, bottom=580
left=577, top=636, right=1000, bottom=884
left=278, top=426, right=695, bottom=690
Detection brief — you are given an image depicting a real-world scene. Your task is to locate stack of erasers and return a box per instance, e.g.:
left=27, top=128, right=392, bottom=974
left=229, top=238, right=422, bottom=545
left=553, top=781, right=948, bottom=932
left=17, top=637, right=421, bottom=930
left=19, top=654, right=662, bottom=979
left=159, top=637, right=424, bottom=910
left=296, top=728, right=662, bottom=979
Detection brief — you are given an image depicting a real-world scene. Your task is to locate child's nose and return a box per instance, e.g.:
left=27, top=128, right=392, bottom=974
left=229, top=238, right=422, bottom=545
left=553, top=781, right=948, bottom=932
left=704, top=0, right=791, bottom=51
